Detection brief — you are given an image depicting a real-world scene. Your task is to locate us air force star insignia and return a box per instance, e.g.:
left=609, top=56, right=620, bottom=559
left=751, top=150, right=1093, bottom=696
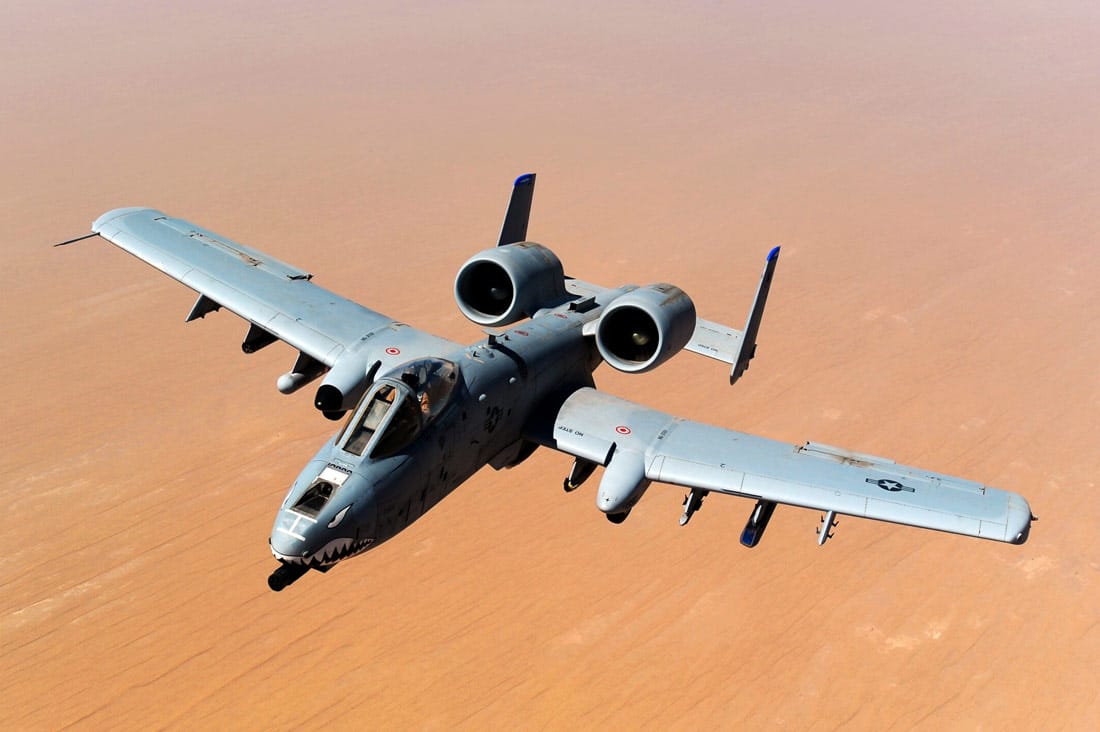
left=866, top=478, right=915, bottom=493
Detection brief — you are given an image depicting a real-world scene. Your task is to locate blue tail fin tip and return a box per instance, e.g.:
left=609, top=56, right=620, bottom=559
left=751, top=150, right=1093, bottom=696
left=767, top=245, right=781, bottom=262
left=513, top=173, right=536, bottom=186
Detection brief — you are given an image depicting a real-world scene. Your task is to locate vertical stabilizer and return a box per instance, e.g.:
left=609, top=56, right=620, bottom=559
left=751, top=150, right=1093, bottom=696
left=730, top=246, right=779, bottom=385
left=498, top=173, right=536, bottom=246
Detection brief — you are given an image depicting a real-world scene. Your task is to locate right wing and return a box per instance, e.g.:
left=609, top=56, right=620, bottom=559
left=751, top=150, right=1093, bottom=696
left=90, top=207, right=458, bottom=368
left=544, top=387, right=1033, bottom=545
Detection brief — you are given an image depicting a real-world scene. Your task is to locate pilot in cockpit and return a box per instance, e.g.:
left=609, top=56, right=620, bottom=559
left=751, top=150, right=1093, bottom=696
left=400, top=369, right=429, bottom=414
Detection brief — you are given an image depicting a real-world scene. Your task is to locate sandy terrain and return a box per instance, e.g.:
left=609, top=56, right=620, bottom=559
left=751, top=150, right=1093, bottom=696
left=3, top=1, right=1098, bottom=728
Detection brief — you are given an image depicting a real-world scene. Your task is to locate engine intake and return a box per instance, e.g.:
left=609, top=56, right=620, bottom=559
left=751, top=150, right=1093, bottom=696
left=595, top=284, right=696, bottom=373
left=454, top=243, right=567, bottom=327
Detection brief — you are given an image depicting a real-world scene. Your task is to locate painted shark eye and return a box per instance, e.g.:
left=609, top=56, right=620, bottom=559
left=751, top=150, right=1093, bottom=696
left=328, top=505, right=351, bottom=528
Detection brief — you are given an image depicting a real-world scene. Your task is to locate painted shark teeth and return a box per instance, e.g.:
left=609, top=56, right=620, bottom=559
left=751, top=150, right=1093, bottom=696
left=270, top=536, right=375, bottom=567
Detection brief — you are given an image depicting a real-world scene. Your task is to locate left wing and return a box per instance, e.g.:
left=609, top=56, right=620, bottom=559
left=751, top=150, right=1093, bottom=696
left=90, top=207, right=400, bottom=366
left=79, top=208, right=462, bottom=413
left=543, top=387, right=1033, bottom=545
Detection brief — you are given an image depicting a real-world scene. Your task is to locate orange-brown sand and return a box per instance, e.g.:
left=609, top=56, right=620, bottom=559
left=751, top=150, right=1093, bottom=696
left=3, top=1, right=1098, bottom=728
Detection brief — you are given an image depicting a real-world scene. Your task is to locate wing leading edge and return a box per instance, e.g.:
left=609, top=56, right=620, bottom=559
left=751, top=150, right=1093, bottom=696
left=91, top=207, right=425, bottom=367
left=545, top=387, right=1032, bottom=544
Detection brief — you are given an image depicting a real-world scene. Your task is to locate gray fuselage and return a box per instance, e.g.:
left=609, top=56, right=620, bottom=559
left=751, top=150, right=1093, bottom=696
left=268, top=296, right=611, bottom=569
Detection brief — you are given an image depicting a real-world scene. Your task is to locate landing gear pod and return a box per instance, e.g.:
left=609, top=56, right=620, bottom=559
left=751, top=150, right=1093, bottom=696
left=596, top=451, right=650, bottom=516
left=277, top=353, right=327, bottom=395
left=314, top=356, right=379, bottom=414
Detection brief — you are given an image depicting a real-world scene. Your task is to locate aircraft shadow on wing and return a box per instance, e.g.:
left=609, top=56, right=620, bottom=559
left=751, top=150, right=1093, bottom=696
left=60, top=173, right=1034, bottom=591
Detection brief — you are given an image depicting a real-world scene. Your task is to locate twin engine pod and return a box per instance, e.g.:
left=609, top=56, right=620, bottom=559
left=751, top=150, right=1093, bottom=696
left=595, top=283, right=696, bottom=373
left=276, top=244, right=699, bottom=419
left=456, top=244, right=698, bottom=375
left=454, top=243, right=568, bottom=327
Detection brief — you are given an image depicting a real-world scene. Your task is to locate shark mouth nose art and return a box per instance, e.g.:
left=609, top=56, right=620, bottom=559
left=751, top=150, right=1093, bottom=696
left=271, top=536, right=375, bottom=567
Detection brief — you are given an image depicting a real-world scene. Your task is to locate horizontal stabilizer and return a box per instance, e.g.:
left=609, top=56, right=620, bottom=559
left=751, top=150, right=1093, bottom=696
left=684, top=317, right=744, bottom=364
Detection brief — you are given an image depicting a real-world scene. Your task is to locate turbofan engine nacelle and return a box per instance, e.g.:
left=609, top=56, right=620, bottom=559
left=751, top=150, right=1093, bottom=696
left=314, top=353, right=376, bottom=414
left=454, top=243, right=567, bottom=327
left=595, top=284, right=696, bottom=373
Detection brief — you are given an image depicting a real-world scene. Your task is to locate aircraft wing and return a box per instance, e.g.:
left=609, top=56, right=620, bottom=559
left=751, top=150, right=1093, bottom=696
left=545, top=387, right=1033, bottom=544
left=89, top=207, right=424, bottom=367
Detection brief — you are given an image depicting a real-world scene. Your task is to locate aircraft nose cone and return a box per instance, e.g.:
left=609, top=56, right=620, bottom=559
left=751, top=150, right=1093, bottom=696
left=270, top=512, right=311, bottom=563
left=270, top=508, right=372, bottom=566
left=270, top=536, right=307, bottom=563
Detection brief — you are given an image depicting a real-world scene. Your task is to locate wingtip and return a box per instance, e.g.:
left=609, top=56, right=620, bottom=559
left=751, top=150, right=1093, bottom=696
left=767, top=245, right=781, bottom=262
left=92, top=207, right=151, bottom=233
left=513, top=172, right=536, bottom=186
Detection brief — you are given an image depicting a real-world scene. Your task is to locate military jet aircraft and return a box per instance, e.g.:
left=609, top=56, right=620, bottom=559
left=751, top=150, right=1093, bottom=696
left=59, top=174, right=1033, bottom=591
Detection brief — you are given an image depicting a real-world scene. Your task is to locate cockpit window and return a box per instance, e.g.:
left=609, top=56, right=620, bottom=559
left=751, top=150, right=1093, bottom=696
left=397, top=358, right=460, bottom=424
left=370, top=394, right=421, bottom=459
left=336, top=359, right=460, bottom=460
left=341, top=385, right=397, bottom=456
left=291, top=466, right=350, bottom=517
left=293, top=479, right=334, bottom=517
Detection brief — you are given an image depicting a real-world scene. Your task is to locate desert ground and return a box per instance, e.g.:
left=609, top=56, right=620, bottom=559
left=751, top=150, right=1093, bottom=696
left=3, top=1, right=1098, bottom=728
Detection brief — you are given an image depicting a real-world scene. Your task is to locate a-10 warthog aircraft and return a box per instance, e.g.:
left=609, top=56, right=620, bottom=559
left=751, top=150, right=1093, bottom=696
left=60, top=174, right=1033, bottom=591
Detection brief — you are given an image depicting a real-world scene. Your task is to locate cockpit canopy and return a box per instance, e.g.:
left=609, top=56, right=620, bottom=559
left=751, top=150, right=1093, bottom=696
left=336, top=358, right=460, bottom=460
